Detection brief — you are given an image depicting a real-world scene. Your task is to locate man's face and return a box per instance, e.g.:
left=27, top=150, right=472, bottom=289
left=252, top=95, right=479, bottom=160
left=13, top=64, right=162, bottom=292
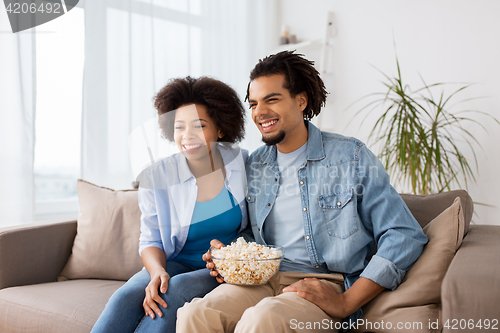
left=248, top=74, right=307, bottom=147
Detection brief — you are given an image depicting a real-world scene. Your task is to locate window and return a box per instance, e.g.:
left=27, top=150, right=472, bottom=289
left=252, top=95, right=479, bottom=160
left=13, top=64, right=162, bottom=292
left=34, top=6, right=84, bottom=221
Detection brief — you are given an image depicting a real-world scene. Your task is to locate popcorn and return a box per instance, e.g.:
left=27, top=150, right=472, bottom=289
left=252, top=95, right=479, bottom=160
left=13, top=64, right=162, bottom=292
left=211, top=237, right=283, bottom=285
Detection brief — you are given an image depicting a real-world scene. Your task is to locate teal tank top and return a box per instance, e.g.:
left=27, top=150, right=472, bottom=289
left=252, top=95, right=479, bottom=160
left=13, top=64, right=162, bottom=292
left=175, top=186, right=241, bottom=268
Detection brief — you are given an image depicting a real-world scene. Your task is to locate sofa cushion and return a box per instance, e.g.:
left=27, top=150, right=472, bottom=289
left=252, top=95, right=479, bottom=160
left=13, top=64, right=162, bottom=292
left=352, top=197, right=465, bottom=333
left=58, top=180, right=143, bottom=281
left=0, top=279, right=124, bottom=333
left=400, top=189, right=473, bottom=231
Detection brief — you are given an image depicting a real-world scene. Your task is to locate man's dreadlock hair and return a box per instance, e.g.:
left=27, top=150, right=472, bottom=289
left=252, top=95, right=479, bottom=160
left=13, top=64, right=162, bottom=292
left=245, top=51, right=328, bottom=120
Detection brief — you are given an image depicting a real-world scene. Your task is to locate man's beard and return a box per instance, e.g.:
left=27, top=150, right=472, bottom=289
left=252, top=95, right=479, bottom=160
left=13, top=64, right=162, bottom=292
left=262, top=130, right=286, bottom=146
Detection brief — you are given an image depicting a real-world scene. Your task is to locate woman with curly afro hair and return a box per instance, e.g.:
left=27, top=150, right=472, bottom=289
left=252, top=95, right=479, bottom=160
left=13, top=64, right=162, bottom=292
left=92, top=77, right=248, bottom=333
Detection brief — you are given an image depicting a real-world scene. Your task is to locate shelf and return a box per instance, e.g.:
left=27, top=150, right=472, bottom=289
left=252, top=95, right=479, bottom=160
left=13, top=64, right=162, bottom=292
left=273, top=38, right=323, bottom=54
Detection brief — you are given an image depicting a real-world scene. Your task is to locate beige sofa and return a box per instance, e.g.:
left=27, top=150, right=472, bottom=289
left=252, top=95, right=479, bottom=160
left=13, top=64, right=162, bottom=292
left=0, top=186, right=499, bottom=333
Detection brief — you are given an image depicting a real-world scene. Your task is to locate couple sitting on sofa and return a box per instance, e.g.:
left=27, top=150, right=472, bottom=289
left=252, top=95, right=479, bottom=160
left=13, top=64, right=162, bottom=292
left=91, top=51, right=428, bottom=333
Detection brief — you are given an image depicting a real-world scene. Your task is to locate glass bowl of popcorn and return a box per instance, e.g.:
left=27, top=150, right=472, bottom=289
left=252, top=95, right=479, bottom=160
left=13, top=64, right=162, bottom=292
left=210, top=237, right=283, bottom=285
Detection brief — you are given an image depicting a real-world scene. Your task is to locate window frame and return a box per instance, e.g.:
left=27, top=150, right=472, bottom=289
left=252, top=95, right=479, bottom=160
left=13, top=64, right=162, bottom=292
left=34, top=0, right=203, bottom=222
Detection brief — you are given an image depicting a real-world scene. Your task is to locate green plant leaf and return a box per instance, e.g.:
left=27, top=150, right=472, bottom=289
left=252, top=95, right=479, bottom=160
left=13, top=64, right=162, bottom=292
left=351, top=53, right=500, bottom=195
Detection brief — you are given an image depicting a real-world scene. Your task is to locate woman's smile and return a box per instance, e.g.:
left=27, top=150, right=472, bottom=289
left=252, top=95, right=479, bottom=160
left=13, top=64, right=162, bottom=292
left=182, top=143, right=205, bottom=153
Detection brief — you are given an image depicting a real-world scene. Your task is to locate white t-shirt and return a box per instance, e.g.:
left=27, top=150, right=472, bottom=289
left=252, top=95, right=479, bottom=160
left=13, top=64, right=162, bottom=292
left=264, top=142, right=325, bottom=273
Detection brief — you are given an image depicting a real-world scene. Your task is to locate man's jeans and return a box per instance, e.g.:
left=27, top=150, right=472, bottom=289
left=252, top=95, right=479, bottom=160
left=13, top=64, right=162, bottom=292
left=91, top=260, right=219, bottom=333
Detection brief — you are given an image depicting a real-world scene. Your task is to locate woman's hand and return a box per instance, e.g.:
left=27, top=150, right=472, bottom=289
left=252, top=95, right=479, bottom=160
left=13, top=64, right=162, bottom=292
left=143, top=269, right=170, bottom=319
left=203, top=239, right=225, bottom=283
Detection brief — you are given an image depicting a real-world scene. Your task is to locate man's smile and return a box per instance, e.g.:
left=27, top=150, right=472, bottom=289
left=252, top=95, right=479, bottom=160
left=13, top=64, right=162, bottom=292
left=259, top=119, right=279, bottom=132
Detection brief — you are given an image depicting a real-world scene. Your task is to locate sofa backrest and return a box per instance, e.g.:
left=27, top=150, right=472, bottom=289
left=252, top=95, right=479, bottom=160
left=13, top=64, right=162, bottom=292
left=400, top=190, right=473, bottom=234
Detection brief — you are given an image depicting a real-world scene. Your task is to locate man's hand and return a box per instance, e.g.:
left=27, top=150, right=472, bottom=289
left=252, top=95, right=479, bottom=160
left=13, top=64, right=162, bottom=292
left=143, top=270, right=170, bottom=319
left=202, top=239, right=225, bottom=283
left=283, top=277, right=385, bottom=319
left=283, top=278, right=351, bottom=318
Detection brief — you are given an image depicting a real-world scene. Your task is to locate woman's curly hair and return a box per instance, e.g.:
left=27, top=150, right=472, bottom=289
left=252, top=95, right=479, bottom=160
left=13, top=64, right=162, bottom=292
left=245, top=51, right=328, bottom=120
left=154, top=76, right=245, bottom=143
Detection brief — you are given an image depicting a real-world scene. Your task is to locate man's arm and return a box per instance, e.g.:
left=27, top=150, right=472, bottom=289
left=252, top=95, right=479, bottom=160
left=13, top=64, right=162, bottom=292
left=355, top=144, right=427, bottom=291
left=284, top=144, right=427, bottom=319
left=283, top=276, right=384, bottom=319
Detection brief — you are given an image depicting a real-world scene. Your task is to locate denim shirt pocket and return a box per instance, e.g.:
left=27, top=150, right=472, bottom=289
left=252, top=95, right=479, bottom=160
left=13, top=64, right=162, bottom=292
left=318, top=189, right=358, bottom=239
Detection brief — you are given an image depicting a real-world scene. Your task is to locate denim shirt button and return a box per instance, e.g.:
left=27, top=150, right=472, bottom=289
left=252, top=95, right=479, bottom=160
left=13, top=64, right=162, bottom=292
left=306, top=236, right=310, bottom=240
left=337, top=201, right=342, bottom=207
left=300, top=181, right=304, bottom=185
left=315, top=265, right=319, bottom=268
left=267, top=203, right=271, bottom=207
left=303, top=207, right=307, bottom=211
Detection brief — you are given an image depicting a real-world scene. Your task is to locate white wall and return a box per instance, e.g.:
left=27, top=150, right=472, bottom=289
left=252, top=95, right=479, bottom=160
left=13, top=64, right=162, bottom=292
left=279, top=0, right=500, bottom=225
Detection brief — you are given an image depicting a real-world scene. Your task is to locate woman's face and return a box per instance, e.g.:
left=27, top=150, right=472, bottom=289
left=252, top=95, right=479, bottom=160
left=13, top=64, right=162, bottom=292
left=173, top=104, right=221, bottom=161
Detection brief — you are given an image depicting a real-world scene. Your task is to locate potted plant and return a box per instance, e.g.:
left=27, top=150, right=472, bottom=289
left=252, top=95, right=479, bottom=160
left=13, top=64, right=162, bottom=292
left=352, top=56, right=499, bottom=195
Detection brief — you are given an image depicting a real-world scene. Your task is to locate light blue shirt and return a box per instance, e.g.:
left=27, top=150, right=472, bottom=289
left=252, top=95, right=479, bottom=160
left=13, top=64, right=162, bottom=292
left=137, top=144, right=248, bottom=260
left=264, top=142, right=323, bottom=273
left=245, top=122, right=428, bottom=321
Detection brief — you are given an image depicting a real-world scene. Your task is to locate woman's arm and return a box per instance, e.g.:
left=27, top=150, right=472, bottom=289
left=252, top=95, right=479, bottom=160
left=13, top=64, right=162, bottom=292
left=141, top=246, right=170, bottom=319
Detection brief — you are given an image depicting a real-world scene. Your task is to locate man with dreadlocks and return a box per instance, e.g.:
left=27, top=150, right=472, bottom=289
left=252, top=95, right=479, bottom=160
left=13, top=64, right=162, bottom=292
left=177, top=51, right=428, bottom=332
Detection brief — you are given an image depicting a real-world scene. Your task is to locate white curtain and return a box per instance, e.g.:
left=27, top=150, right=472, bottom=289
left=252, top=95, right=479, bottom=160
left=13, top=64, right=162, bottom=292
left=0, top=12, right=36, bottom=227
left=81, top=0, right=277, bottom=190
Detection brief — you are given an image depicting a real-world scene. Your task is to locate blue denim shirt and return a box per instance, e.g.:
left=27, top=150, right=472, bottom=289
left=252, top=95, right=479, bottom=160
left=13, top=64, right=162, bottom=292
left=245, top=122, right=428, bottom=321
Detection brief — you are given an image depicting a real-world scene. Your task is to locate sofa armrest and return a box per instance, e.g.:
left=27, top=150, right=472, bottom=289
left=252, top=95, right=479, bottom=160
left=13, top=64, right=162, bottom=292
left=0, top=220, right=77, bottom=290
left=442, top=225, right=500, bottom=332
